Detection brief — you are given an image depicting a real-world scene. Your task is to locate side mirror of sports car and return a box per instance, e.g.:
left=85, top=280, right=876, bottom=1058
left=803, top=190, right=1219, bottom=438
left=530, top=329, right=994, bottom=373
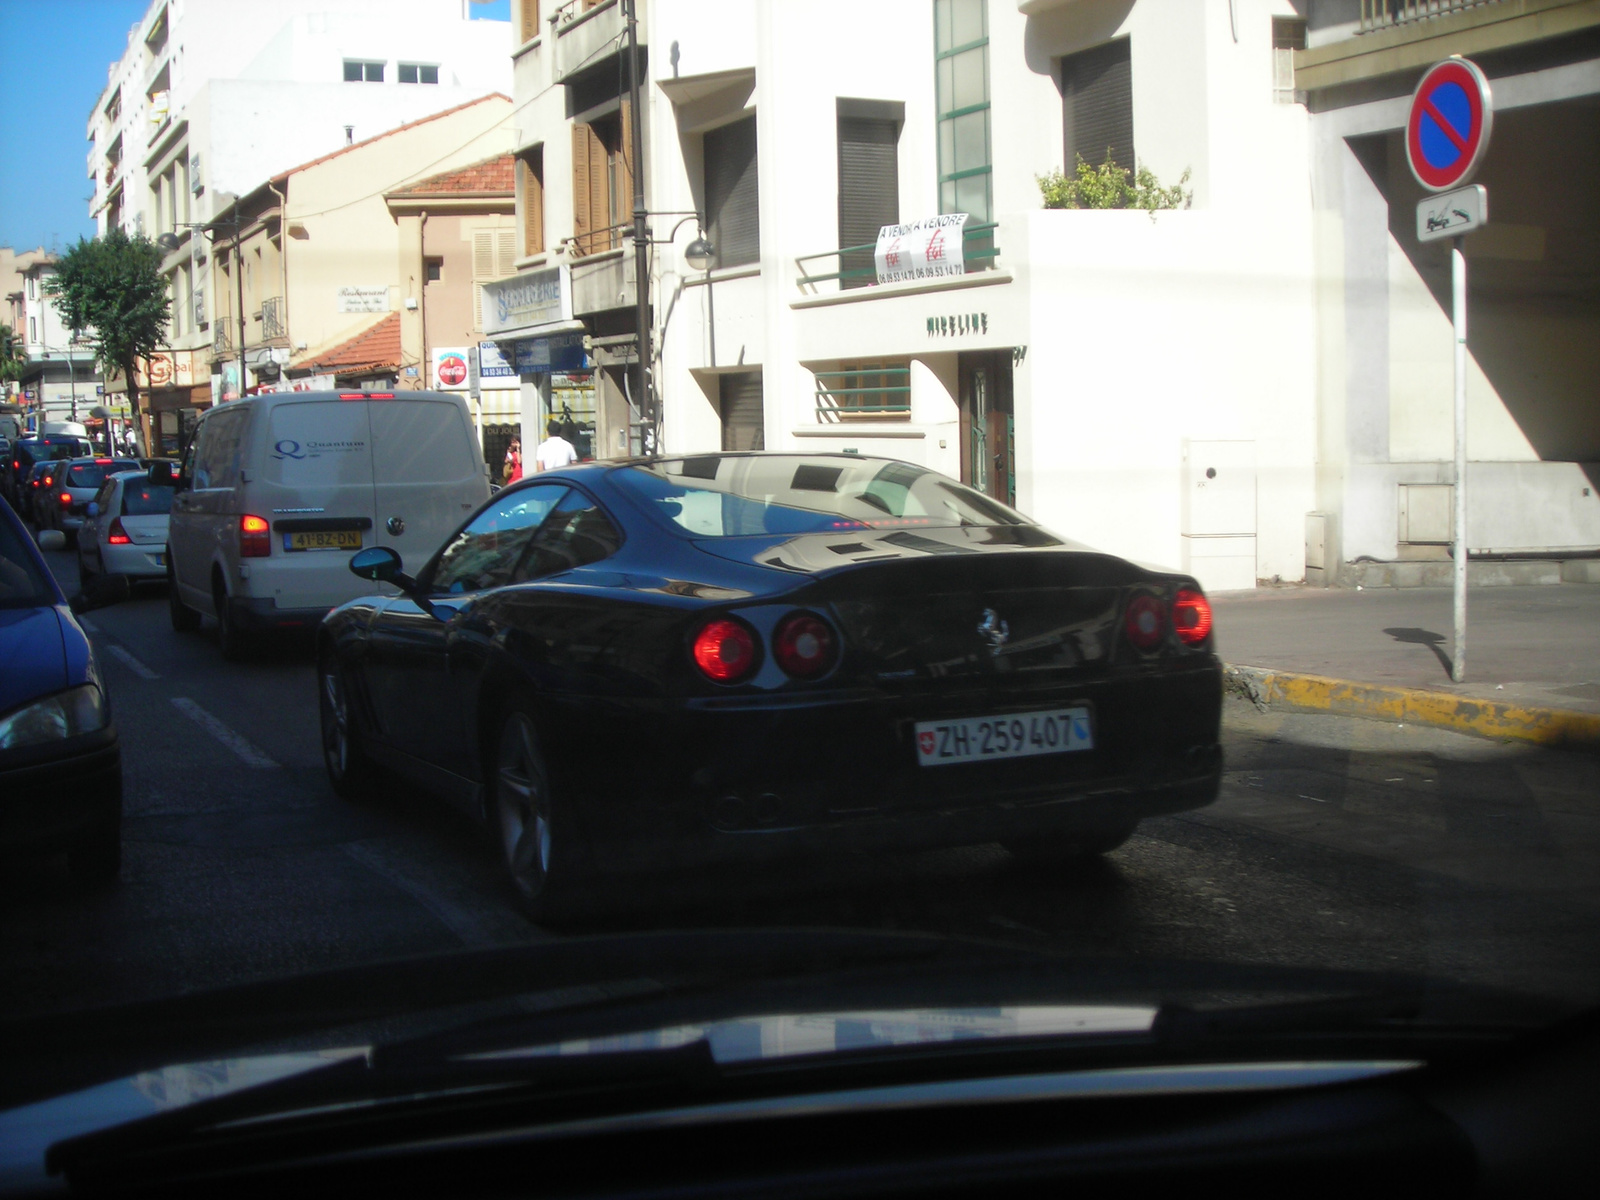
left=349, top=546, right=404, bottom=583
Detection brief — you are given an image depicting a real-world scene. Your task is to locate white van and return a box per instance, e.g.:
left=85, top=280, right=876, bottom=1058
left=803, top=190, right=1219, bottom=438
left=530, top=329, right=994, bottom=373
left=161, top=390, right=490, bottom=655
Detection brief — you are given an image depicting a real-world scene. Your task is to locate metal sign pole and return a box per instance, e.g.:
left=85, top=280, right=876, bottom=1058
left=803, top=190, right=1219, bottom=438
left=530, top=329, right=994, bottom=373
left=1451, top=235, right=1468, bottom=682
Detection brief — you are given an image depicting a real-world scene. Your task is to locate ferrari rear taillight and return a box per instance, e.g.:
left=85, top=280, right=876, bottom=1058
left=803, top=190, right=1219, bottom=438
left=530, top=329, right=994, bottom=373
left=106, top=519, right=132, bottom=545
left=1124, top=594, right=1165, bottom=651
left=692, top=617, right=758, bottom=684
left=240, top=513, right=271, bottom=558
left=1173, top=587, right=1213, bottom=647
left=772, top=611, right=837, bottom=679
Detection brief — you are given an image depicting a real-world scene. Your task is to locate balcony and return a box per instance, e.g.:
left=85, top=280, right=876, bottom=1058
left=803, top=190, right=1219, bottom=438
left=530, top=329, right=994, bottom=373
left=1296, top=0, right=1600, bottom=92
left=213, top=322, right=231, bottom=354
left=553, top=0, right=636, bottom=84
left=814, top=364, right=911, bottom=422
left=794, top=222, right=1000, bottom=295
left=260, top=296, right=285, bottom=341
left=569, top=245, right=637, bottom=316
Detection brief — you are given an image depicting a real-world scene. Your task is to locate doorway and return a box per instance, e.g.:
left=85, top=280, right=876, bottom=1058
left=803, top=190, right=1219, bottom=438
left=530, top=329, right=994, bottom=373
left=958, top=351, right=1014, bottom=506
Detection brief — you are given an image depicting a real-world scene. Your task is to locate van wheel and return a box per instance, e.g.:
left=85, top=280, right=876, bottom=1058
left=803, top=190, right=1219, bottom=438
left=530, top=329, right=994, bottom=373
left=489, top=702, right=585, bottom=925
left=168, top=559, right=201, bottom=632
left=214, top=579, right=249, bottom=660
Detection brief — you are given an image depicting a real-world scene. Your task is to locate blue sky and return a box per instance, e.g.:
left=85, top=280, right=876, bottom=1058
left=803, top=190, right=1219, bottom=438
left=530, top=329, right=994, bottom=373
left=0, top=0, right=510, bottom=255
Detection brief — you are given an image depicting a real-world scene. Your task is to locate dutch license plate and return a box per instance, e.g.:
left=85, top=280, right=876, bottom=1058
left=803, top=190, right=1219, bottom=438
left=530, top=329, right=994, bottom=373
left=914, top=706, right=1093, bottom=767
left=284, top=530, right=363, bottom=552
left=154, top=553, right=165, bottom=567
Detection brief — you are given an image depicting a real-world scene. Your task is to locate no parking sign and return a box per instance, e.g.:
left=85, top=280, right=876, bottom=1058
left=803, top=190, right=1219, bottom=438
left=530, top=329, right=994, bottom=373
left=1407, top=57, right=1493, bottom=192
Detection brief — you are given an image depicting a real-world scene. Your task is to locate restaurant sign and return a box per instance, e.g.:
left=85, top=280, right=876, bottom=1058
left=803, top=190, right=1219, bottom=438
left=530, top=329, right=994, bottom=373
left=133, top=349, right=204, bottom=391
left=482, top=265, right=571, bottom=337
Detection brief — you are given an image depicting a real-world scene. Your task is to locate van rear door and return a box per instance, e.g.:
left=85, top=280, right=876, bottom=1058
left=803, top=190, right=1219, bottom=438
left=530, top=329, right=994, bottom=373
left=367, top=396, right=487, bottom=573
left=258, top=398, right=379, bottom=611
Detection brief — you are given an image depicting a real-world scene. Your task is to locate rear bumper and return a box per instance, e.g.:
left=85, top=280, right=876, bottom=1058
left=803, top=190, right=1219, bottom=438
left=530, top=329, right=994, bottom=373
left=0, top=731, right=121, bottom=858
left=100, top=542, right=167, bottom=579
left=548, top=662, right=1223, bottom=873
left=228, top=595, right=334, bottom=631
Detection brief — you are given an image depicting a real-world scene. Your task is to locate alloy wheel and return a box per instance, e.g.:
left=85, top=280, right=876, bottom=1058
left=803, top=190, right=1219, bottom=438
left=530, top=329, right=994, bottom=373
left=496, top=712, right=552, bottom=900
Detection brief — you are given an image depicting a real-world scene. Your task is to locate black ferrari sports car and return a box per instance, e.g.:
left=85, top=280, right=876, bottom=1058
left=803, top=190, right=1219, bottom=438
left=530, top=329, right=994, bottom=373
left=318, top=452, right=1222, bottom=918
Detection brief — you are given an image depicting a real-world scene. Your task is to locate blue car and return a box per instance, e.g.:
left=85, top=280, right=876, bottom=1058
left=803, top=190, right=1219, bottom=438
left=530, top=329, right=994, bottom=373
left=0, top=496, right=121, bottom=883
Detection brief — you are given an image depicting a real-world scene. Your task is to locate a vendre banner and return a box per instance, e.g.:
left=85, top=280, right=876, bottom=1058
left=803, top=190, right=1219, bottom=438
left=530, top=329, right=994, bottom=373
left=874, top=213, right=968, bottom=285
left=433, top=346, right=470, bottom=390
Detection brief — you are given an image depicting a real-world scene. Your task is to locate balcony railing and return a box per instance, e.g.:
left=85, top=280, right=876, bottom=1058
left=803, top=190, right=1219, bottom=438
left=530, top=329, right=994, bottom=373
left=260, top=296, right=285, bottom=341
left=794, top=222, right=1000, bottom=293
left=213, top=322, right=231, bottom=353
left=1360, top=0, right=1498, bottom=32
left=814, top=366, right=911, bottom=422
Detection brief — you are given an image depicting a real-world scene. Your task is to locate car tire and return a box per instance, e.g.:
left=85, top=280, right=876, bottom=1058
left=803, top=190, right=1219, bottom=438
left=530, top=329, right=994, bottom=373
left=168, top=559, right=202, bottom=632
left=489, top=701, right=586, bottom=925
left=214, top=579, right=249, bottom=660
left=77, top=548, right=98, bottom=590
left=68, top=820, right=121, bottom=886
left=318, top=653, right=380, bottom=802
left=1004, top=816, right=1140, bottom=863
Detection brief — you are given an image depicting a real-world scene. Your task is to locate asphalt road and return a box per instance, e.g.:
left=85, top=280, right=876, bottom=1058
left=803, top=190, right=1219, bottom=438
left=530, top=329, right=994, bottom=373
left=5, top=542, right=1599, bottom=1023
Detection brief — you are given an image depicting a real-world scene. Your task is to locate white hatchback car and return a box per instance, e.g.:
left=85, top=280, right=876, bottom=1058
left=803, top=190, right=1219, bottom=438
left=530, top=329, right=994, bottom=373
left=76, top=470, right=173, bottom=587
left=157, top=390, right=490, bottom=657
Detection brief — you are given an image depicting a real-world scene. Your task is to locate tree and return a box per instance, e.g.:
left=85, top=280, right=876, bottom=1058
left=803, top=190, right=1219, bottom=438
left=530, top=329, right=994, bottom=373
left=0, top=323, right=23, bottom=386
left=1037, top=152, right=1192, bottom=215
left=45, top=229, right=170, bottom=424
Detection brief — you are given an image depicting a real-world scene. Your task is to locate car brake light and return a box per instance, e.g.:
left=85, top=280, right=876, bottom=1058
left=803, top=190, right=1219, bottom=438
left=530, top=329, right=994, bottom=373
left=692, top=617, right=758, bottom=684
left=94, top=458, right=113, bottom=465
left=106, top=519, right=132, bottom=545
left=772, top=611, right=838, bottom=679
left=1173, top=587, right=1213, bottom=646
left=339, top=392, right=394, bottom=400
left=59, top=490, right=72, bottom=506
left=240, top=513, right=272, bottom=557
left=1124, top=594, right=1165, bottom=651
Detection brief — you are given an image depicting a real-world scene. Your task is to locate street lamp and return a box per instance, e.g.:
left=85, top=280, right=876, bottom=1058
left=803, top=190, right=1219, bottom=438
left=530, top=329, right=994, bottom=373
left=158, top=212, right=246, bottom=406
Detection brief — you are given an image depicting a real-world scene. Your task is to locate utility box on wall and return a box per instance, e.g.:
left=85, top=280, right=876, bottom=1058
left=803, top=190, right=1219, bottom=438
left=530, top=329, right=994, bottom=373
left=1181, top=440, right=1257, bottom=592
left=1305, top=511, right=1334, bottom=587
left=1399, top=483, right=1454, bottom=544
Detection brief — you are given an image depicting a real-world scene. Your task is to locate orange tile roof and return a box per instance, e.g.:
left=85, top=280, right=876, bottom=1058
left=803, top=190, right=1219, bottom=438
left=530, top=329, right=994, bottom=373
left=270, top=93, right=512, bottom=184
left=296, top=312, right=402, bottom=375
left=391, top=153, right=514, bottom=196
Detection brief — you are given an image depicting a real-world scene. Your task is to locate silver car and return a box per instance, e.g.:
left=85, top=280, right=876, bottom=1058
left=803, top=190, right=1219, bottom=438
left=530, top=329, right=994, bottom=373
left=76, top=470, right=173, bottom=587
left=45, top=456, right=142, bottom=543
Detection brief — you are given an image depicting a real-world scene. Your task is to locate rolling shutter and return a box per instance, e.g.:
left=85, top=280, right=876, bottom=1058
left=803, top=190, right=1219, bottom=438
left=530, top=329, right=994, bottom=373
left=719, top=372, right=764, bottom=452
left=837, top=116, right=899, bottom=289
left=704, top=116, right=759, bottom=269
left=1060, top=38, right=1133, bottom=173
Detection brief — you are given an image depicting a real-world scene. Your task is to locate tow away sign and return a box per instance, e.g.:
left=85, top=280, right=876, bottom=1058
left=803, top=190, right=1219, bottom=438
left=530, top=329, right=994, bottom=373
left=1417, top=184, right=1487, bottom=243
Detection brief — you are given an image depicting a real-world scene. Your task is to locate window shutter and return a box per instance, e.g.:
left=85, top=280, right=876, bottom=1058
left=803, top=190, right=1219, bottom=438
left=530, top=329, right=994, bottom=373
left=704, top=115, right=759, bottom=269
left=719, top=371, right=764, bottom=452
left=615, top=97, right=636, bottom=246
left=496, top=230, right=517, bottom=276
left=472, top=229, right=493, bottom=330
left=837, top=116, right=899, bottom=288
left=520, top=150, right=544, bottom=255
left=572, top=123, right=593, bottom=257
left=1060, top=38, right=1133, bottom=173
left=518, top=0, right=539, bottom=44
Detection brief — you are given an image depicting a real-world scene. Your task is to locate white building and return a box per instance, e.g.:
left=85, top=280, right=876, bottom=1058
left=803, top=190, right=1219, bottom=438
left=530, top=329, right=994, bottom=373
left=85, top=0, right=514, bottom=442
left=490, top=0, right=1598, bottom=591
left=2, top=251, right=102, bottom=426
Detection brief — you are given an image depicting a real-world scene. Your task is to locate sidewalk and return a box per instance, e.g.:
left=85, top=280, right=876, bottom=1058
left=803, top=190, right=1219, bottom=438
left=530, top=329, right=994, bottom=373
left=1211, top=583, right=1600, bottom=751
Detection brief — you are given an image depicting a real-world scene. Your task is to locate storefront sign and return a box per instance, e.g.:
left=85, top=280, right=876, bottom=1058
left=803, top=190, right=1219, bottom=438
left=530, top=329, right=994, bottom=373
left=134, top=349, right=203, bottom=391
left=876, top=214, right=968, bottom=284
left=926, top=311, right=989, bottom=338
left=513, top=332, right=589, bottom=374
left=482, top=266, right=570, bottom=337
left=337, top=286, right=391, bottom=314
left=433, top=346, right=470, bottom=390
left=477, top=341, right=517, bottom=379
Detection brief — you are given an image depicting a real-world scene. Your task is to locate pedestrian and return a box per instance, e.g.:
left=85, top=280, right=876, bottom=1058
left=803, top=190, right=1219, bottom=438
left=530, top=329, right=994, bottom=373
left=503, top=438, right=523, bottom=483
left=533, top=420, right=579, bottom=472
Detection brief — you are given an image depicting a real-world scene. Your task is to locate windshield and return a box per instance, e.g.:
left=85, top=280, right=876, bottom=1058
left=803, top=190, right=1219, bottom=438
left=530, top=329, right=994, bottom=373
left=4, top=0, right=1599, bottom=1168
left=615, top=456, right=1029, bottom=536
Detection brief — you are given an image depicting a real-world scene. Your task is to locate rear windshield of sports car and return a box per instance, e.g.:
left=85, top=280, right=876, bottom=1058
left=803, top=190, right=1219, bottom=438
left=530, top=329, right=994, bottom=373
left=614, top=456, right=1030, bottom=537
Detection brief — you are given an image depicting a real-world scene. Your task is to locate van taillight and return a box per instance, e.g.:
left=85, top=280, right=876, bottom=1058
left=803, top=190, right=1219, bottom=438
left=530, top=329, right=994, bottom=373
left=339, top=393, right=394, bottom=400
left=240, top=514, right=271, bottom=557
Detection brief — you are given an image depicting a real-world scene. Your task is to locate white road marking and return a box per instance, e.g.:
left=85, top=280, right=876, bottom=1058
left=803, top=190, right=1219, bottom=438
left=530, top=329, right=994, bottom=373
left=341, top=841, right=524, bottom=948
left=104, top=644, right=159, bottom=680
left=170, top=697, right=279, bottom=768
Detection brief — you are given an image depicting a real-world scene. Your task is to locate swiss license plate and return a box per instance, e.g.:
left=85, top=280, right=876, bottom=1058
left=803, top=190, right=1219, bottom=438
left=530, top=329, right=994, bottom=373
left=914, top=706, right=1093, bottom=767
left=284, top=530, right=363, bottom=552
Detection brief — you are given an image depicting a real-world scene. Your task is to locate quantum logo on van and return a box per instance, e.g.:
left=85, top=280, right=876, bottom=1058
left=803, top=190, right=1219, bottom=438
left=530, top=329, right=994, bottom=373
left=271, top=438, right=366, bottom=461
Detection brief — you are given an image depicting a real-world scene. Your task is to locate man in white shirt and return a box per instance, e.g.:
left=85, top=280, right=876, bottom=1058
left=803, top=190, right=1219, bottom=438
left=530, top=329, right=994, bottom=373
left=533, top=420, right=580, bottom=472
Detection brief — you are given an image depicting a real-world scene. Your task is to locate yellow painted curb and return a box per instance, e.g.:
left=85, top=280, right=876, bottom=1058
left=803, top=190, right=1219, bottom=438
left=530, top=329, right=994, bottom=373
left=1223, top=666, right=1600, bottom=754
